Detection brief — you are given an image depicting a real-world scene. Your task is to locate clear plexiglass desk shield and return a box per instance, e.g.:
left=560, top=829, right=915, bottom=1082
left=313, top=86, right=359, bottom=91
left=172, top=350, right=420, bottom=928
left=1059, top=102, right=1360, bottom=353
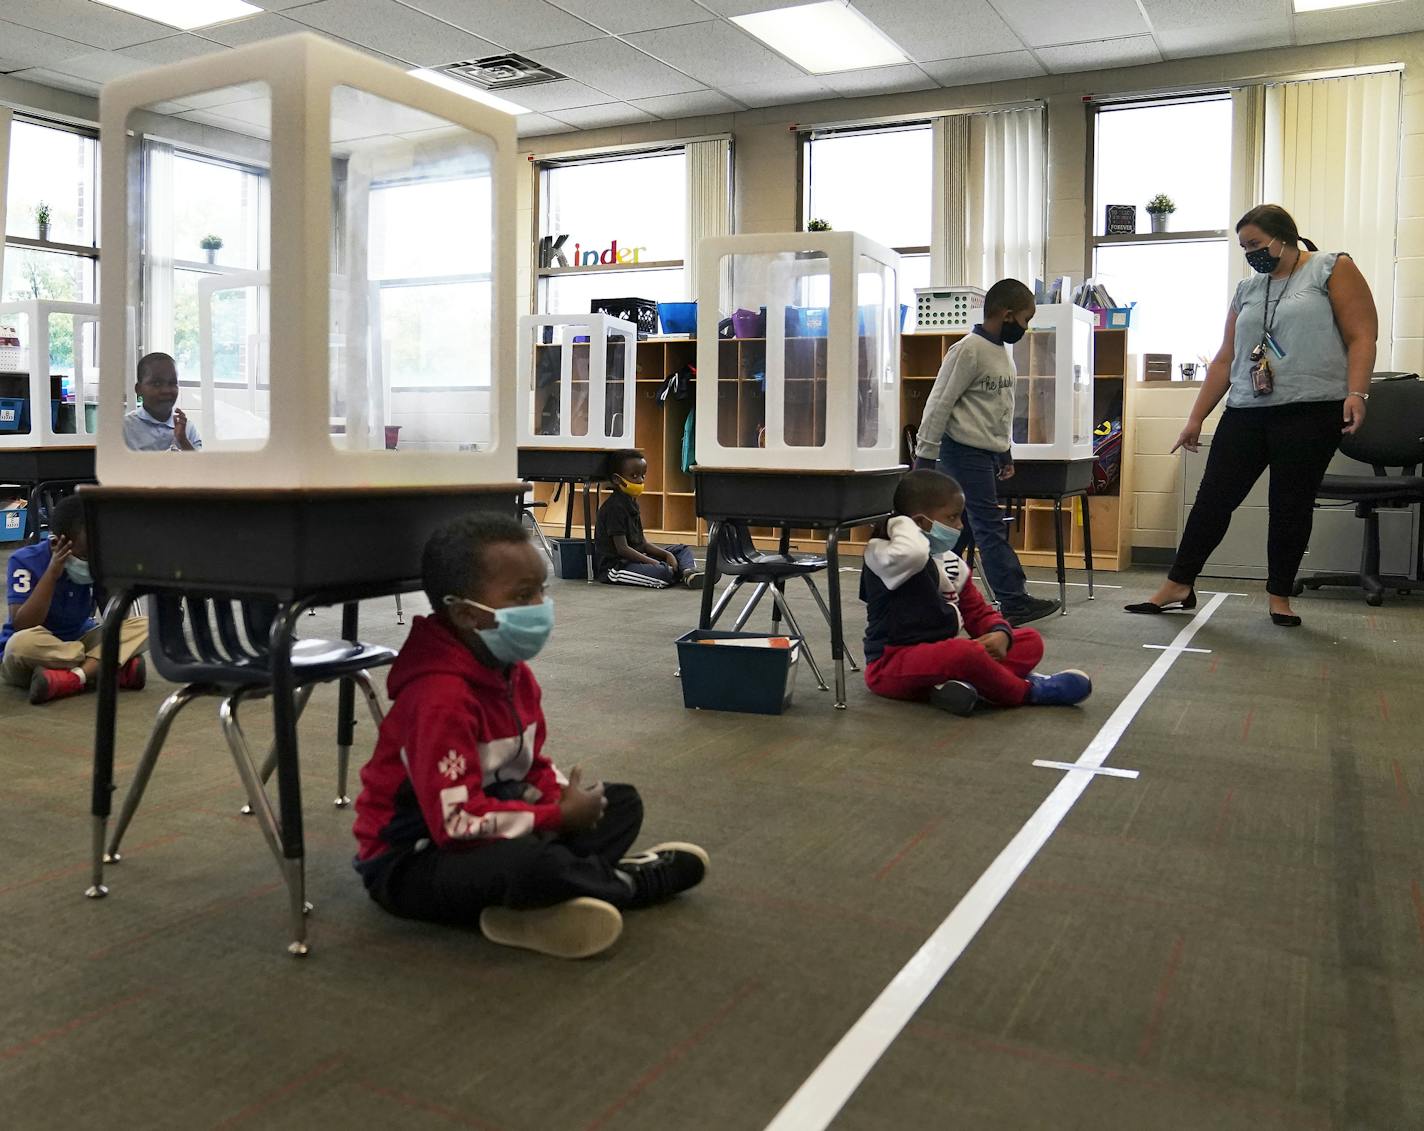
left=694, top=232, right=901, bottom=472
left=98, top=33, right=516, bottom=487
left=516, top=314, right=637, bottom=449
left=1008, top=302, right=1096, bottom=463
left=0, top=301, right=102, bottom=448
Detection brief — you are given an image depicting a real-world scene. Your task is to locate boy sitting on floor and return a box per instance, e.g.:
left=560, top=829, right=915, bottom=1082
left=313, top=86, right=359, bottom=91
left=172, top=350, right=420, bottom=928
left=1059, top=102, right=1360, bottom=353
left=595, top=449, right=703, bottom=589
left=861, top=469, right=1091, bottom=714
left=352, top=512, right=708, bottom=959
left=2, top=495, right=148, bottom=705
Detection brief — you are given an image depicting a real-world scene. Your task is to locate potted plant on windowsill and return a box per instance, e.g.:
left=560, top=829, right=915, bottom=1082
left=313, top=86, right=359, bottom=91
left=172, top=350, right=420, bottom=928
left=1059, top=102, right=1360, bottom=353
left=200, top=234, right=224, bottom=264
left=1146, top=194, right=1176, bottom=234
left=799, top=218, right=831, bottom=259
left=34, top=202, right=51, bottom=242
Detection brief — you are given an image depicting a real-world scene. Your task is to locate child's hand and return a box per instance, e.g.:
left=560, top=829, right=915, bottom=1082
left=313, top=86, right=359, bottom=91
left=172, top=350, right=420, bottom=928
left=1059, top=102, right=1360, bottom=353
left=45, top=535, right=74, bottom=577
left=997, top=462, right=1015, bottom=480
left=976, top=631, right=1009, bottom=661
left=173, top=407, right=195, bottom=451
left=558, top=765, right=606, bottom=832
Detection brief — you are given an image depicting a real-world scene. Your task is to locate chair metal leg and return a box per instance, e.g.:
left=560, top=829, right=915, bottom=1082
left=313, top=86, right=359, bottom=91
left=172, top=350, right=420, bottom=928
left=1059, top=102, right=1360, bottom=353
left=244, top=684, right=316, bottom=812
left=771, top=590, right=829, bottom=691
left=707, top=576, right=747, bottom=628
left=395, top=593, right=405, bottom=625
left=221, top=689, right=291, bottom=873
left=1054, top=497, right=1068, bottom=614
left=801, top=575, right=860, bottom=672
left=1080, top=495, right=1095, bottom=599
left=105, top=684, right=213, bottom=863
left=87, top=588, right=137, bottom=901
left=335, top=669, right=385, bottom=808
left=731, top=582, right=771, bottom=631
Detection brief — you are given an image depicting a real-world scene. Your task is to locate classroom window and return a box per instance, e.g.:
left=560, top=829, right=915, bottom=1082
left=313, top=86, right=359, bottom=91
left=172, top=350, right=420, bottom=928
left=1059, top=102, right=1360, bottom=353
left=1092, top=96, right=1233, bottom=377
left=804, top=123, right=931, bottom=317
left=537, top=149, right=688, bottom=314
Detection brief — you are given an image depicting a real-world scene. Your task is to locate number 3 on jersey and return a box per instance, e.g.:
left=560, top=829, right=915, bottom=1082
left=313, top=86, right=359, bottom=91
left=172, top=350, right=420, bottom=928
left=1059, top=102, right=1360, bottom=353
left=10, top=568, right=32, bottom=595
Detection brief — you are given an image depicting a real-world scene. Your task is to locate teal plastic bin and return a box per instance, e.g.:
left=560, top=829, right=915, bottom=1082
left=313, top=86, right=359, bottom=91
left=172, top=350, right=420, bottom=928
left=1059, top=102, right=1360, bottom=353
left=675, top=630, right=801, bottom=714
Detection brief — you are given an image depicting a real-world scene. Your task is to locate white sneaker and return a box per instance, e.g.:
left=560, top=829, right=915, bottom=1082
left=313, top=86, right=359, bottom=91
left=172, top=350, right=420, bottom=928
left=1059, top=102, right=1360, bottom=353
left=479, top=897, right=623, bottom=959
left=682, top=571, right=705, bottom=590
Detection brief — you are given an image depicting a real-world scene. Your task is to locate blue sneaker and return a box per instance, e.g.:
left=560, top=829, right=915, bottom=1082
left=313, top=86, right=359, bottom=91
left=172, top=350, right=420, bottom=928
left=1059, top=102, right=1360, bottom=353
left=1026, top=670, right=1092, bottom=706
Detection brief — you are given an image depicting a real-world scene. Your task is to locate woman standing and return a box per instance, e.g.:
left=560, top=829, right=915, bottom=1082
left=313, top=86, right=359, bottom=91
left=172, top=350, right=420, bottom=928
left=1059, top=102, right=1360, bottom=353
left=1126, top=204, right=1378, bottom=626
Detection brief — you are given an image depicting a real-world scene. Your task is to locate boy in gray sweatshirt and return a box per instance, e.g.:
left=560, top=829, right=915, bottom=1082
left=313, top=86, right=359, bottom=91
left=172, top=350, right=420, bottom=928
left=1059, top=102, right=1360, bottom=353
left=913, top=278, right=1059, bottom=626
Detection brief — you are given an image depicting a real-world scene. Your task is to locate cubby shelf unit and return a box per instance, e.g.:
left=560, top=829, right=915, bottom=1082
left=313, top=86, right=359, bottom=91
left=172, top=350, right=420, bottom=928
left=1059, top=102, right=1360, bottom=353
left=532, top=327, right=1132, bottom=567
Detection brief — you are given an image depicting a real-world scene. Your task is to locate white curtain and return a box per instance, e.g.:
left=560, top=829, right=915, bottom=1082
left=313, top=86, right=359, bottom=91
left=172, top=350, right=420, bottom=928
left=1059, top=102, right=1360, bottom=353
left=930, top=114, right=968, bottom=286
left=1263, top=70, right=1401, bottom=353
left=967, top=107, right=1045, bottom=289
left=685, top=138, right=731, bottom=302
left=142, top=140, right=175, bottom=359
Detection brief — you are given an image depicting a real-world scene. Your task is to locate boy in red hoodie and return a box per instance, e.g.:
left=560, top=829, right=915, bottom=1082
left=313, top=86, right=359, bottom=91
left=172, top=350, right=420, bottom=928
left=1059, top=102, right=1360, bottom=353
left=353, top=512, right=707, bottom=959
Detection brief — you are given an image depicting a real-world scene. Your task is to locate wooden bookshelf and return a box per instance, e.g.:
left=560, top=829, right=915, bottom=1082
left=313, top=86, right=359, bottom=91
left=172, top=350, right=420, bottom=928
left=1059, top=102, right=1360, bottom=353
left=533, top=328, right=1132, bottom=567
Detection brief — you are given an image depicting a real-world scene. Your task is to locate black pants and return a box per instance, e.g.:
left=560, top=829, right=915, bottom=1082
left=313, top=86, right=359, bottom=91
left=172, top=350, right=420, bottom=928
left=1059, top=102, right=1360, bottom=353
left=364, top=783, right=643, bottom=926
left=1170, top=400, right=1342, bottom=597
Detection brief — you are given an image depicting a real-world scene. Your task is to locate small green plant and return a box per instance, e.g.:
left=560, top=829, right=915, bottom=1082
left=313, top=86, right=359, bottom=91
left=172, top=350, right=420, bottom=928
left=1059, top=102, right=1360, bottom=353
left=1146, top=194, right=1176, bottom=215
left=806, top=218, right=832, bottom=232
left=34, top=202, right=51, bottom=226
left=200, top=234, right=224, bottom=251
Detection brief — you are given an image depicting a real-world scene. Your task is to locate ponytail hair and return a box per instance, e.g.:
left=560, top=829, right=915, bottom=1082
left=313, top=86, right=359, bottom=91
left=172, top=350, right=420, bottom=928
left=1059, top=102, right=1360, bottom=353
left=1236, top=203, right=1316, bottom=251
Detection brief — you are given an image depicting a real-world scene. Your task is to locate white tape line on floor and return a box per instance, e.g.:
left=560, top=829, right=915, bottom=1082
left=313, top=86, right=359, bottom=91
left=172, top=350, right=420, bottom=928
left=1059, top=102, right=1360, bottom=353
left=763, top=591, right=1232, bottom=1131
left=1032, top=760, right=1140, bottom=779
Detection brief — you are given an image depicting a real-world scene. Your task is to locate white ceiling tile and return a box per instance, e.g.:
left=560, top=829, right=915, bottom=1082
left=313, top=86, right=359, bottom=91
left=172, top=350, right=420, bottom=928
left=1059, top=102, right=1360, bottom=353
left=919, top=51, right=1046, bottom=86
left=5, top=67, right=102, bottom=95
left=1037, top=35, right=1162, bottom=72
left=49, top=50, right=153, bottom=84
left=196, top=12, right=308, bottom=47
left=533, top=37, right=703, bottom=99
left=548, top=0, right=710, bottom=35
left=1295, top=1, right=1424, bottom=46
left=506, top=79, right=617, bottom=112
left=0, top=0, right=174, bottom=51
left=401, top=1, right=604, bottom=51
left=1157, top=18, right=1293, bottom=59
left=625, top=20, right=803, bottom=88
left=630, top=89, right=746, bottom=118
left=547, top=102, right=656, bottom=129
left=0, top=19, right=93, bottom=68
left=693, top=0, right=806, bottom=14
left=721, top=75, right=840, bottom=108
left=1138, top=0, right=1291, bottom=31
left=995, top=0, right=1149, bottom=48
left=286, top=0, right=502, bottom=66
left=852, top=0, right=1023, bottom=62
left=823, top=63, right=936, bottom=97
left=249, top=0, right=323, bottom=8
left=516, top=111, right=573, bottom=136
left=117, top=34, right=232, bottom=65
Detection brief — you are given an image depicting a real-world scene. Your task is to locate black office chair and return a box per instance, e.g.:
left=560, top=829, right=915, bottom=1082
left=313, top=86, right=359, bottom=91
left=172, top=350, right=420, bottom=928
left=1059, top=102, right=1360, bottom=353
left=1299, top=372, right=1424, bottom=606
left=103, top=594, right=396, bottom=872
left=703, top=521, right=859, bottom=692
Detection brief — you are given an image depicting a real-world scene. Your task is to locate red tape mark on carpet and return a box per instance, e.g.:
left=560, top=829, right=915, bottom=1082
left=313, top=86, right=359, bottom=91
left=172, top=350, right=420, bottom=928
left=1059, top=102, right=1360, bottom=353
left=88, top=880, right=282, bottom=960
left=355, top=1082, right=508, bottom=1131
left=212, top=1056, right=344, bottom=1130
left=1210, top=789, right=1233, bottom=849
left=0, top=835, right=181, bottom=899
left=581, top=980, right=759, bottom=1131
left=1411, top=882, right=1424, bottom=950
left=1379, top=692, right=1390, bottom=722
left=1136, top=936, right=1185, bottom=1062
left=1207, top=655, right=1220, bottom=675
left=0, top=990, right=154, bottom=1062
left=1240, top=709, right=1255, bottom=742
left=1394, top=762, right=1409, bottom=807
left=875, top=816, right=943, bottom=882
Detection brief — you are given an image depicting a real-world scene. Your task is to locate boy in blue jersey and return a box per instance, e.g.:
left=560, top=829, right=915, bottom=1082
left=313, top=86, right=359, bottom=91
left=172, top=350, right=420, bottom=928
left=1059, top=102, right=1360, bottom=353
left=1, top=496, right=149, bottom=704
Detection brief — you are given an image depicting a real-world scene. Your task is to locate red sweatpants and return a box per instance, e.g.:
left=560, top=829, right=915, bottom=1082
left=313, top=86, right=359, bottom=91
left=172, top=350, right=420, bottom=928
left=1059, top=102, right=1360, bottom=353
left=864, top=628, right=1044, bottom=707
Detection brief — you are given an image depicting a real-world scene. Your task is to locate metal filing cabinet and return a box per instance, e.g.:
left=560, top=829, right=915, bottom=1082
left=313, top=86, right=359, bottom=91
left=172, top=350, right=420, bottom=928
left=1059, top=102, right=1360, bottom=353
left=1180, top=437, right=1420, bottom=581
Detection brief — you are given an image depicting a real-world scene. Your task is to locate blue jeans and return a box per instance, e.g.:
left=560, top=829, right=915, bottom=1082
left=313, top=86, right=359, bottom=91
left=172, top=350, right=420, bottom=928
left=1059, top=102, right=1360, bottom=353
left=935, top=437, right=1028, bottom=607
left=602, top=544, right=696, bottom=588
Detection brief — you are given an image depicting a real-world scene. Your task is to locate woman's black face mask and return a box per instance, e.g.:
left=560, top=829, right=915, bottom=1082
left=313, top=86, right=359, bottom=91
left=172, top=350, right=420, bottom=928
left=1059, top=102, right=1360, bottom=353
left=1244, top=240, right=1283, bottom=274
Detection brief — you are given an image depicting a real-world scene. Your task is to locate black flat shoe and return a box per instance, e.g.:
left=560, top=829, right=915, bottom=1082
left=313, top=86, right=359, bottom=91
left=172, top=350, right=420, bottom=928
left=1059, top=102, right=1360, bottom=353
left=1124, top=588, right=1197, bottom=615
left=1270, top=612, right=1302, bottom=627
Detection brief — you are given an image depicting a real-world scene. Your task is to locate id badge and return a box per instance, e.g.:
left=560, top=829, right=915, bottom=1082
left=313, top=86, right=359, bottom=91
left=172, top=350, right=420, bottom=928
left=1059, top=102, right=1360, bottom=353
left=1251, top=355, right=1274, bottom=396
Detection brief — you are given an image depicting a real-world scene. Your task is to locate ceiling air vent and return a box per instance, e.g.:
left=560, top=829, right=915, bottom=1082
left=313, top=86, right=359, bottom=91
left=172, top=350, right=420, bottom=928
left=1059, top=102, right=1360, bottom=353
left=437, top=54, right=567, bottom=91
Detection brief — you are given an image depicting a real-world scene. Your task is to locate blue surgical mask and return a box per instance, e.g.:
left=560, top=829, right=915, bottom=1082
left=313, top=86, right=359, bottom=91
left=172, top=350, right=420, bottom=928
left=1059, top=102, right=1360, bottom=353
left=925, top=521, right=961, bottom=556
left=63, top=555, right=93, bottom=586
left=444, top=596, right=554, bottom=664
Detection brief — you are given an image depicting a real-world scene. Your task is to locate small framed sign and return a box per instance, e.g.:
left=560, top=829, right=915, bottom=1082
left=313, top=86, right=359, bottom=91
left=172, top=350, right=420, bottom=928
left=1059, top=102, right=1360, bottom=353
left=1105, top=204, right=1137, bottom=235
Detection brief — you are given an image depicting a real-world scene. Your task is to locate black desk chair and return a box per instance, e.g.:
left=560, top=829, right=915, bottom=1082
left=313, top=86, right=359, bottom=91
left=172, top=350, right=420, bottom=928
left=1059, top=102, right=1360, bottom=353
left=103, top=594, right=396, bottom=872
left=27, top=478, right=94, bottom=541
left=703, top=521, right=858, bottom=692
left=1299, top=373, right=1424, bottom=606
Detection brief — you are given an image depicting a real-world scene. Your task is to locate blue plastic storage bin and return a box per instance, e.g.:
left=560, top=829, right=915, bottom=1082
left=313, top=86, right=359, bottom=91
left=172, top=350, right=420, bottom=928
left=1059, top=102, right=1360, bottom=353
left=0, top=397, right=23, bottom=432
left=1, top=508, right=26, bottom=542
left=857, top=304, right=910, bottom=333
left=551, top=536, right=589, bottom=580
left=658, top=302, right=697, bottom=335
left=675, top=629, right=802, bottom=714
left=785, top=307, right=828, bottom=338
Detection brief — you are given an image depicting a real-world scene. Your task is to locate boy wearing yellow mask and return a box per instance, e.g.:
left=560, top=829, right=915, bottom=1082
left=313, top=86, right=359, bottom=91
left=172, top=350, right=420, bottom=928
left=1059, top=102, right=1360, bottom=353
left=595, top=450, right=702, bottom=589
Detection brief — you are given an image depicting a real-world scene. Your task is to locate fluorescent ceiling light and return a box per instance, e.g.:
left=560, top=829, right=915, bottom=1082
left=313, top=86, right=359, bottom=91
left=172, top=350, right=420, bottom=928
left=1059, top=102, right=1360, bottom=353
left=731, top=2, right=907, bottom=75
left=1293, top=0, right=1390, bottom=10
left=408, top=69, right=531, bottom=115
left=95, top=0, right=261, bottom=30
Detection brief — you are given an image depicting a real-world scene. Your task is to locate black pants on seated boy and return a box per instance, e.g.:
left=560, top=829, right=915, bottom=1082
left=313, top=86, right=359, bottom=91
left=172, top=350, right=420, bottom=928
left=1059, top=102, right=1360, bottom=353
left=595, top=449, right=703, bottom=589
left=353, top=512, right=707, bottom=959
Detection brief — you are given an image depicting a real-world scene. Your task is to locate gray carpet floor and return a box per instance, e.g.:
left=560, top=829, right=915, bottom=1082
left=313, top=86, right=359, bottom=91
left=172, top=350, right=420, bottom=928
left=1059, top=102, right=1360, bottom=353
left=1, top=550, right=1421, bottom=1130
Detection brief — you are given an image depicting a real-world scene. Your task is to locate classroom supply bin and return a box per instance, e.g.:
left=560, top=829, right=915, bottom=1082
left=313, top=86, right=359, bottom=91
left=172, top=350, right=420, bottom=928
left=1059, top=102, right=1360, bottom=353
left=657, top=302, right=697, bottom=335
left=1008, top=302, right=1096, bottom=463
left=97, top=33, right=518, bottom=488
left=696, top=232, right=901, bottom=472
left=1, top=507, right=25, bottom=542
left=517, top=314, right=637, bottom=449
left=590, top=298, right=657, bottom=338
left=915, top=286, right=984, bottom=331
left=674, top=629, right=801, bottom=714
left=0, top=301, right=102, bottom=448
left=550, top=536, right=589, bottom=580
